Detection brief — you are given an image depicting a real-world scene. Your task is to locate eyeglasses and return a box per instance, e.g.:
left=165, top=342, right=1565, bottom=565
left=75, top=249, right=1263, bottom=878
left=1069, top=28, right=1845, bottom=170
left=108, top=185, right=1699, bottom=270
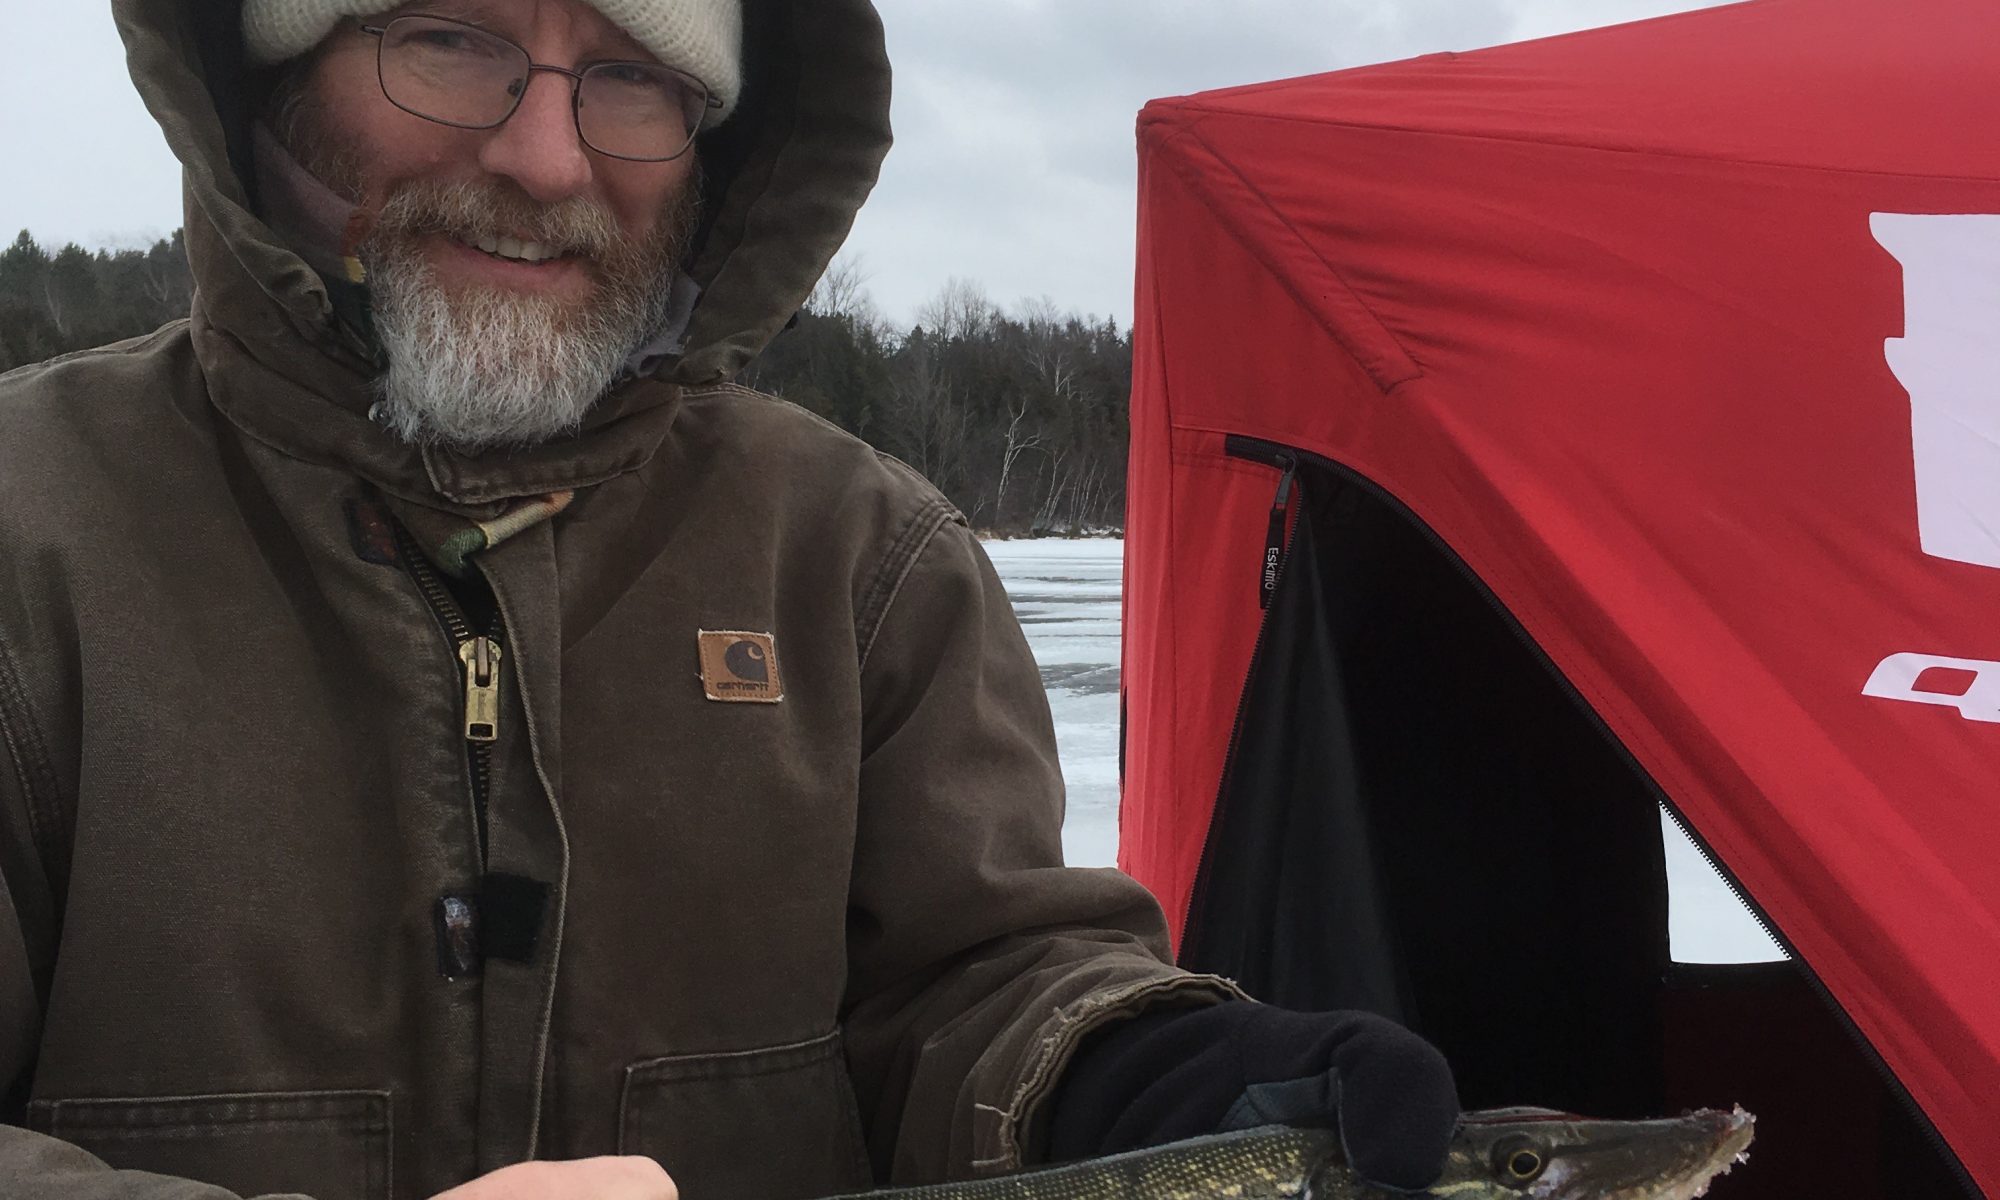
left=358, top=15, right=720, bottom=162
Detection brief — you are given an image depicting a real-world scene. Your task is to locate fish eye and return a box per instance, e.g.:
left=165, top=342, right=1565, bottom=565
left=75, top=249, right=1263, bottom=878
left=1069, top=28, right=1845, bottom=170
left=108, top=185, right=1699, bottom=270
left=1490, top=1135, right=1548, bottom=1188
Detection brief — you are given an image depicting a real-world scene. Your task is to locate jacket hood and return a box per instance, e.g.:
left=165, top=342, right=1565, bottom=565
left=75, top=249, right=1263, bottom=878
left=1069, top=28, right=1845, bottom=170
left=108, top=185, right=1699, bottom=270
left=107, top=0, right=891, bottom=503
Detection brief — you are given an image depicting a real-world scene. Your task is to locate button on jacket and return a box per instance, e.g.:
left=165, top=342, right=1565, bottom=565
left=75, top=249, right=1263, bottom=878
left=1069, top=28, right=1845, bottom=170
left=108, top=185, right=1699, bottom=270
left=0, top=2, right=1239, bottom=1196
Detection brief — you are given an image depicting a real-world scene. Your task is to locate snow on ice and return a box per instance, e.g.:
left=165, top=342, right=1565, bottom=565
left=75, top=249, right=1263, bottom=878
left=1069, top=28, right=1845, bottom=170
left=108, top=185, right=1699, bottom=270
left=984, top=536, right=1783, bottom=965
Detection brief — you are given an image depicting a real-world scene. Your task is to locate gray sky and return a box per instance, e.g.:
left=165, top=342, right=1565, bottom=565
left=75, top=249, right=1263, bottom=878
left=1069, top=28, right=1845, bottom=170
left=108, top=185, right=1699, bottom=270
left=0, top=0, right=1730, bottom=327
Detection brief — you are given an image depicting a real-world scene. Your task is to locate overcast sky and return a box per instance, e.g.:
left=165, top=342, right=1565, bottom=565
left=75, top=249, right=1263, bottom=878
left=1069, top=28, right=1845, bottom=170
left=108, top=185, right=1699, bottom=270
left=1, top=0, right=1731, bottom=327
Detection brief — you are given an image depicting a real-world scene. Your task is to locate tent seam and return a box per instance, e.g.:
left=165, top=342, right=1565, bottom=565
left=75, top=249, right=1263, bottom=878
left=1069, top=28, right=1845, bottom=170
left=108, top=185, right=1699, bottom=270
left=1150, top=116, right=1424, bottom=396
left=1146, top=102, right=2000, bottom=185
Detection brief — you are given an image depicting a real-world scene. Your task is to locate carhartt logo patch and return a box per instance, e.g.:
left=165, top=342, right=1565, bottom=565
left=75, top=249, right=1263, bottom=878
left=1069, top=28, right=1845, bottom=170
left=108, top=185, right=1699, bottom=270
left=698, top=631, right=784, bottom=703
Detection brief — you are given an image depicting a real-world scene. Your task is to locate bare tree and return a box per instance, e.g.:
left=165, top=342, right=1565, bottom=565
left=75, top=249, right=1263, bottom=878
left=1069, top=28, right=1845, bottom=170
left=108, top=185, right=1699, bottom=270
left=916, top=277, right=996, bottom=343
left=880, top=333, right=969, bottom=499
left=140, top=240, right=191, bottom=311
left=992, top=390, right=1043, bottom=525
left=42, top=245, right=103, bottom=340
left=808, top=254, right=873, bottom=322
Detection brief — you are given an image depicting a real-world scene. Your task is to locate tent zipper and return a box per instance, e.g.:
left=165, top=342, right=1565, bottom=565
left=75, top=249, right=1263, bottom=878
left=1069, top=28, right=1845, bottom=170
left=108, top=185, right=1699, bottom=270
left=1260, top=457, right=1299, bottom=609
left=1182, top=449, right=1299, bottom=941
left=391, top=520, right=503, bottom=869
left=1217, top=432, right=1980, bottom=1199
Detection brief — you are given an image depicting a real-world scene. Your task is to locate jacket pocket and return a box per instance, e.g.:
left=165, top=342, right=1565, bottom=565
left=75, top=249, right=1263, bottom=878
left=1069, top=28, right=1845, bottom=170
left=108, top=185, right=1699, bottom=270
left=27, top=1089, right=392, bottom=1200
left=619, top=1030, right=872, bottom=1200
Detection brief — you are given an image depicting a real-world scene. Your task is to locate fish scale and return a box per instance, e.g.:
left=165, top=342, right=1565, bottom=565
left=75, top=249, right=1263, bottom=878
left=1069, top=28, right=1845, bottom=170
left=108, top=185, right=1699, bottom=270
left=830, top=1127, right=1331, bottom=1200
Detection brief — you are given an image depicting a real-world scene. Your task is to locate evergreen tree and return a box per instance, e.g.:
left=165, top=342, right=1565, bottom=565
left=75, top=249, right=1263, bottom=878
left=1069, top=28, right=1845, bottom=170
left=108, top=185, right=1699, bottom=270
left=1, top=230, right=195, bottom=373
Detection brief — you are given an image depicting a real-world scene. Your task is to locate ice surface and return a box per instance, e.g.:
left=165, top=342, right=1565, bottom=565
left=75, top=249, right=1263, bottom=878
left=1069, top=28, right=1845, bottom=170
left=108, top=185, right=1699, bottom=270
left=984, top=538, right=1124, bottom=870
left=983, top=537, right=1784, bottom=964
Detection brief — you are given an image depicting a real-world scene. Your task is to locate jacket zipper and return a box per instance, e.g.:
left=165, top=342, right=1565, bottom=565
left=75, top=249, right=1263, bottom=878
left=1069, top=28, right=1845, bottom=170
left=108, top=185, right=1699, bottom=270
left=391, top=520, right=504, bottom=867
left=1216, top=433, right=1981, bottom=1199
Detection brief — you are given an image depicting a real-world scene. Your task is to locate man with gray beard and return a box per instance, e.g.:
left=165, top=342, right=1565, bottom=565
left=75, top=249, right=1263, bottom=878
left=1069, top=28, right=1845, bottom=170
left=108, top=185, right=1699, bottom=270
left=255, top=7, right=705, bottom=447
left=0, top=1, right=1458, bottom=1198
left=357, top=178, right=691, bottom=446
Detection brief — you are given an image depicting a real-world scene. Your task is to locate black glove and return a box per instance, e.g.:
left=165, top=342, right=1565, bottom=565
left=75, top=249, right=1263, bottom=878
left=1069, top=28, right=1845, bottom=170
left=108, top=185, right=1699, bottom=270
left=1046, top=1002, right=1458, bottom=1190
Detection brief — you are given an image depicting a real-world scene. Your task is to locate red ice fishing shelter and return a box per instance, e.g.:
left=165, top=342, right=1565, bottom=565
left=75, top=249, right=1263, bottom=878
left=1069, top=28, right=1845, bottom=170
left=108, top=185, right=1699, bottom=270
left=1119, top=0, right=2000, bottom=1195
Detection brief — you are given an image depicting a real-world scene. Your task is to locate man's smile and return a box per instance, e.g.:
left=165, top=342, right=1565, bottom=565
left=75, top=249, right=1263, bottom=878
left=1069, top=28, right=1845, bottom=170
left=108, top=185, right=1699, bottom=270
left=423, top=230, right=597, bottom=299
left=463, top=233, right=564, bottom=263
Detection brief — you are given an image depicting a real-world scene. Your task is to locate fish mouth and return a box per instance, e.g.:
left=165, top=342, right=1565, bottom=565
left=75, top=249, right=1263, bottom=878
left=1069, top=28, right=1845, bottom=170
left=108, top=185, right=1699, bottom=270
left=1658, top=1107, right=1756, bottom=1200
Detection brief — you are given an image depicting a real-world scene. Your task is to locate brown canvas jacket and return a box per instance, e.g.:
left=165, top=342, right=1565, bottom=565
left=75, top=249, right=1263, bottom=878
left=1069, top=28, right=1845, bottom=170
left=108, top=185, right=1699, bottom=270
left=0, top=3, right=1240, bottom=1197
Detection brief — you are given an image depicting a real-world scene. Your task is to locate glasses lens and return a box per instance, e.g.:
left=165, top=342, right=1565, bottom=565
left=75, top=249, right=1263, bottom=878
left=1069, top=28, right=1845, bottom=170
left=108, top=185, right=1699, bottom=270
left=578, top=63, right=706, bottom=160
left=379, top=16, right=528, bottom=128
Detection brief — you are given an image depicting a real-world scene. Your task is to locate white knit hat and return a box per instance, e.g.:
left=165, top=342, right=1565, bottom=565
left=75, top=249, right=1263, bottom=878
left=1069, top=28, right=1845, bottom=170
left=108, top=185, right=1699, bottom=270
left=243, top=0, right=743, bottom=121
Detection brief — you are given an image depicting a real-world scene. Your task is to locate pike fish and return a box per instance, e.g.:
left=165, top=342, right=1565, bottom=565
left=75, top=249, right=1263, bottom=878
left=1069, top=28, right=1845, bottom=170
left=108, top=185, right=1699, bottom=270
left=829, top=1107, right=1755, bottom=1200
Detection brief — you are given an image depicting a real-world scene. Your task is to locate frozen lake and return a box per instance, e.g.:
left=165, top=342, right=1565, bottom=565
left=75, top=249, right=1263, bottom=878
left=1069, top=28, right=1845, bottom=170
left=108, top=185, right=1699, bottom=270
left=984, top=537, right=1783, bottom=965
left=983, top=537, right=1125, bottom=872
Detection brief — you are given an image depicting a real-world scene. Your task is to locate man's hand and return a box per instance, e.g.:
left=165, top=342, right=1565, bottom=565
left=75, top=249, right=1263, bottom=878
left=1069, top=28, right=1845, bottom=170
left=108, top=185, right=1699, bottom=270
left=428, top=1156, right=678, bottom=1200
left=1047, top=1003, right=1459, bottom=1190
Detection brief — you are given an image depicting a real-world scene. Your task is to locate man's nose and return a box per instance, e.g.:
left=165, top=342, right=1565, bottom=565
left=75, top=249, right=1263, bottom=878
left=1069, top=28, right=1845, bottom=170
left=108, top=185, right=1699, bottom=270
left=477, top=69, right=594, bottom=204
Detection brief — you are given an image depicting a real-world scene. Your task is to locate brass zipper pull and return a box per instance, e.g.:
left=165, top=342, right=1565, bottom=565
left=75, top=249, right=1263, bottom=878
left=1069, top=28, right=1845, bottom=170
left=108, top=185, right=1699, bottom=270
left=460, top=637, right=503, bottom=743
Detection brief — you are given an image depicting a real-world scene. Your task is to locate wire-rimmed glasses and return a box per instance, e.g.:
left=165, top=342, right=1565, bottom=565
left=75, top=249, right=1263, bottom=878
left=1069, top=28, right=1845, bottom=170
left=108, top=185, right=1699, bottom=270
left=358, top=15, right=719, bottom=163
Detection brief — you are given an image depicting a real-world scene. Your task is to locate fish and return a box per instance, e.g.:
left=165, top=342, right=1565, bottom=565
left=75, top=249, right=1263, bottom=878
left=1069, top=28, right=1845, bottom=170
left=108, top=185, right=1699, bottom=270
left=825, top=1106, right=1755, bottom=1200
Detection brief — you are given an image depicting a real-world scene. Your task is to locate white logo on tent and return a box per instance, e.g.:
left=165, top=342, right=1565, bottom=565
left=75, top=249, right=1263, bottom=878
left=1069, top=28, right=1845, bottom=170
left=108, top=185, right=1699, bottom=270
left=1863, top=653, right=2000, bottom=724
left=1866, top=215, right=2000, bottom=725
left=1871, top=212, right=2000, bottom=570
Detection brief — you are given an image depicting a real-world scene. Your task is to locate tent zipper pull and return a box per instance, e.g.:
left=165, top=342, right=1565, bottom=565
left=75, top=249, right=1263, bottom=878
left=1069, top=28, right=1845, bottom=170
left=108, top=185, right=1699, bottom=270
left=1261, top=456, right=1298, bottom=609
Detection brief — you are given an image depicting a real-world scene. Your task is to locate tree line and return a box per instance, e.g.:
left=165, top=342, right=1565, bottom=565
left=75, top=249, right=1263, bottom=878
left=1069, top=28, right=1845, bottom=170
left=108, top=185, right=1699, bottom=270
left=747, top=263, right=1132, bottom=535
left=1, top=231, right=195, bottom=373
left=2, top=232, right=1131, bottom=534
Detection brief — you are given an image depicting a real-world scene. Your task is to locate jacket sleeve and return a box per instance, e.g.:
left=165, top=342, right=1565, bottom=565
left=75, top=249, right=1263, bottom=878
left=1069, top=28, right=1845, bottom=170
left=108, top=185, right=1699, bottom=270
left=0, top=646, right=275, bottom=1199
left=838, top=515, right=1246, bottom=1183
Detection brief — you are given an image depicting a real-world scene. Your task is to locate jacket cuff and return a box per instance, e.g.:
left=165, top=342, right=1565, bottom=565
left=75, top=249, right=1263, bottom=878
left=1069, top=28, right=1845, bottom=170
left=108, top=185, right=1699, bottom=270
left=987, top=972, right=1250, bottom=1172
